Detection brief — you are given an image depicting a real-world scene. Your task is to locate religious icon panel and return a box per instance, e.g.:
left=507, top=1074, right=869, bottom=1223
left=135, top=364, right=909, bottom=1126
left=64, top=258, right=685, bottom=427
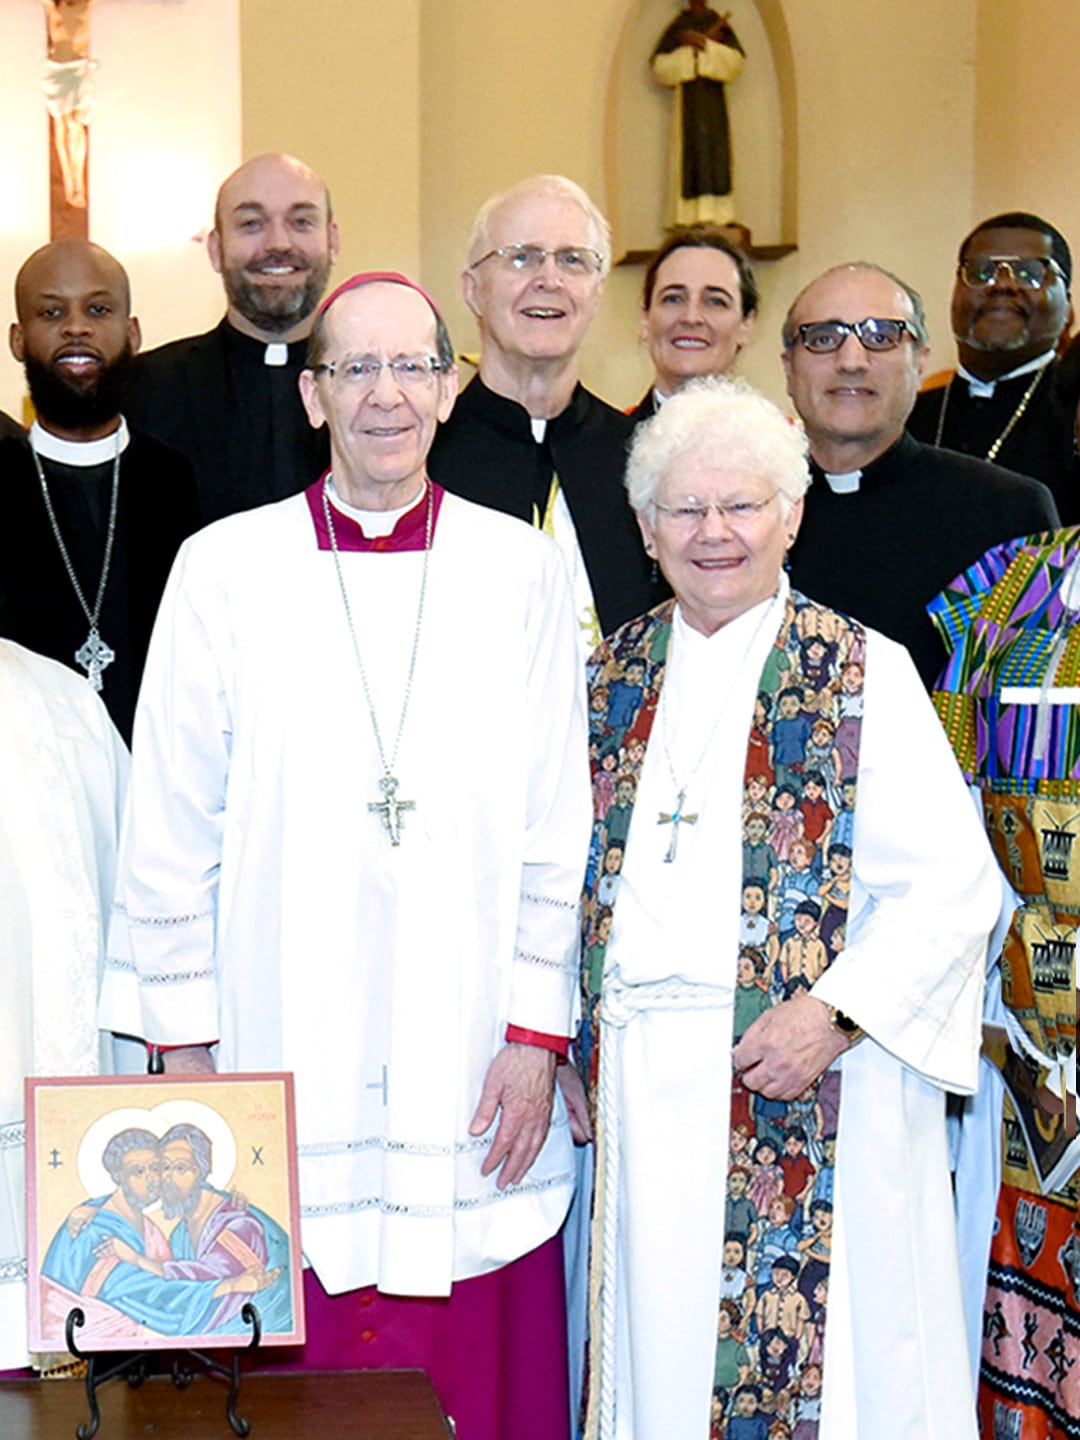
left=26, top=1072, right=304, bottom=1352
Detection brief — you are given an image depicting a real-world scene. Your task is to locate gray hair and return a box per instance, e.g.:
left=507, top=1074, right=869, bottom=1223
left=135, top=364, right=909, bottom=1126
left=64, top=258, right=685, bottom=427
left=626, top=377, right=810, bottom=516
left=781, top=262, right=930, bottom=349
left=102, top=1127, right=160, bottom=1183
left=467, top=175, right=612, bottom=275
left=159, top=1122, right=212, bottom=1184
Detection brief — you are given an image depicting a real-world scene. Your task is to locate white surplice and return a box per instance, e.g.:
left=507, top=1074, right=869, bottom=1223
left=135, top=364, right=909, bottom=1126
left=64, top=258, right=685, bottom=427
left=599, top=581, right=1002, bottom=1440
left=100, top=489, right=592, bottom=1299
left=0, top=641, right=127, bottom=1368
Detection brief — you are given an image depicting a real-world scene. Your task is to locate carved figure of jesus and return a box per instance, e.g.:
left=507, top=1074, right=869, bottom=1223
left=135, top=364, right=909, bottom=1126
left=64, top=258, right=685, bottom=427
left=41, top=0, right=98, bottom=209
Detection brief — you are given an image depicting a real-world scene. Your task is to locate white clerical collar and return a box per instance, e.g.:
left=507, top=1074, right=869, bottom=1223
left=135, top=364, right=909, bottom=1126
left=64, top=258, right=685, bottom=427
left=822, top=468, right=862, bottom=494
left=530, top=417, right=547, bottom=443
left=264, top=342, right=289, bottom=367
left=652, top=388, right=670, bottom=409
left=30, top=417, right=130, bottom=465
left=957, top=349, right=1055, bottom=399
left=327, top=477, right=425, bottom=538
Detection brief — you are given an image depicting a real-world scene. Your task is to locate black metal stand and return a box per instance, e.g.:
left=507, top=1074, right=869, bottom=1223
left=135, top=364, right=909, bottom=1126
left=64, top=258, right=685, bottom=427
left=64, top=1302, right=262, bottom=1439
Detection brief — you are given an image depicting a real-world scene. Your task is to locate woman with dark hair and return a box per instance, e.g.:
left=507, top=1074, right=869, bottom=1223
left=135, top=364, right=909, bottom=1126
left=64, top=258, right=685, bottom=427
left=630, top=227, right=758, bottom=426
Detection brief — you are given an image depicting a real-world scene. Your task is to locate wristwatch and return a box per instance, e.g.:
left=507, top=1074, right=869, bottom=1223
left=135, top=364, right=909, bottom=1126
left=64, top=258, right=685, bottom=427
left=826, top=1006, right=864, bottom=1046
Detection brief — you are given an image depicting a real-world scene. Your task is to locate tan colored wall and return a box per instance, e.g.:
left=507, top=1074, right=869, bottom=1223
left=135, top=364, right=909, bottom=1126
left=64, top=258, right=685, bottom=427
left=973, top=0, right=1080, bottom=274
left=763, top=0, right=978, bottom=400
left=234, top=0, right=1079, bottom=407
left=7, top=1, right=1071, bottom=420
left=406, top=0, right=981, bottom=408
left=239, top=0, right=423, bottom=278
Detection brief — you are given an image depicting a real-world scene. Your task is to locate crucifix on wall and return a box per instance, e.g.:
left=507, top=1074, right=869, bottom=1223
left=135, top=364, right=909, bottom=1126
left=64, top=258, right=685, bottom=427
left=40, top=0, right=99, bottom=237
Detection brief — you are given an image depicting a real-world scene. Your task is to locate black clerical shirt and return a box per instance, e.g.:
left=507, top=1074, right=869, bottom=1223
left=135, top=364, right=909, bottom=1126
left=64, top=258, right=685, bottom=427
left=909, top=361, right=1077, bottom=523
left=429, top=376, right=663, bottom=637
left=126, top=318, right=329, bottom=525
left=789, top=432, right=1059, bottom=688
left=0, top=426, right=199, bottom=741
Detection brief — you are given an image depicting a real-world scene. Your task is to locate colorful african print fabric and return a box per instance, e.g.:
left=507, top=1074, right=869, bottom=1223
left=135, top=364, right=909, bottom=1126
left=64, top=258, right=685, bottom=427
left=580, top=591, right=865, bottom=1436
left=931, top=531, right=1080, bottom=1440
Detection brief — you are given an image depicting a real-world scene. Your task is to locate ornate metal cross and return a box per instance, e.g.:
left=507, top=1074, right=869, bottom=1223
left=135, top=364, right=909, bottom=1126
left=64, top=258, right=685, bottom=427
left=368, top=774, right=415, bottom=847
left=658, top=789, right=698, bottom=863
left=75, top=628, right=114, bottom=692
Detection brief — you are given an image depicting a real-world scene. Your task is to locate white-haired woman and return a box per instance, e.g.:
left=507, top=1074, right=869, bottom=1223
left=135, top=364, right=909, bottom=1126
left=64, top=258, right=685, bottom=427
left=576, top=377, right=1001, bottom=1440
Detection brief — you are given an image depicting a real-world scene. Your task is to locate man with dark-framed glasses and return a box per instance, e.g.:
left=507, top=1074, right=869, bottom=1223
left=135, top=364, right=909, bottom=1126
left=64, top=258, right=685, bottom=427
left=428, top=175, right=661, bottom=654
left=784, top=262, right=1057, bottom=687
left=909, top=212, right=1076, bottom=519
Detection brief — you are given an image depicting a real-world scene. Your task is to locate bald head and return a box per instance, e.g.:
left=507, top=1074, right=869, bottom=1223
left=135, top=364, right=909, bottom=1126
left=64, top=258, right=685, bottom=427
left=209, top=152, right=339, bottom=342
left=781, top=263, right=928, bottom=350
left=10, top=238, right=140, bottom=440
left=213, top=152, right=333, bottom=234
left=780, top=262, right=930, bottom=473
left=14, top=238, right=131, bottom=324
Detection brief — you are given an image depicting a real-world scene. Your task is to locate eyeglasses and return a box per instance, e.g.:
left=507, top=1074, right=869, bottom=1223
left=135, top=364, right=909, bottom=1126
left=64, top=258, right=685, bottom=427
left=957, top=255, right=1065, bottom=291
left=469, top=244, right=606, bottom=278
left=311, top=355, right=450, bottom=389
left=791, top=318, right=916, bottom=355
left=652, top=492, right=780, bottom=528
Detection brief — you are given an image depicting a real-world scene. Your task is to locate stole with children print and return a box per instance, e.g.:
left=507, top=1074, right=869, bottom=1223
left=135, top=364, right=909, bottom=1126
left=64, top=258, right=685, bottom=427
left=580, top=590, right=865, bottom=1421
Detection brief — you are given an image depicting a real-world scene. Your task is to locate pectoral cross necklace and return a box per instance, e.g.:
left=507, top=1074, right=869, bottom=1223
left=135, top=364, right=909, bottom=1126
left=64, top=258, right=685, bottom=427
left=322, top=477, right=432, bottom=846
left=30, top=432, right=119, bottom=693
left=657, top=591, right=780, bottom=862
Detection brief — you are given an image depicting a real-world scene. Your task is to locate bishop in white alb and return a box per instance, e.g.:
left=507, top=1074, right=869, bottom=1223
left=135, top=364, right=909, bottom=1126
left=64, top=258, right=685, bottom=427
left=100, top=484, right=591, bottom=1298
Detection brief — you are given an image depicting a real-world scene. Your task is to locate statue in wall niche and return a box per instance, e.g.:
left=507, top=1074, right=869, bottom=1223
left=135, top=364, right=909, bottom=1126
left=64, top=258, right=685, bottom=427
left=40, top=0, right=99, bottom=209
left=651, top=0, right=744, bottom=228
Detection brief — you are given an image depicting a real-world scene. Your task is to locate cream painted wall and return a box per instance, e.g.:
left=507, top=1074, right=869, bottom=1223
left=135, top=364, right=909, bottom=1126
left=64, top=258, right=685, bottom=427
left=417, top=0, right=625, bottom=386
left=4, top=1, right=1072, bottom=421
left=240, top=0, right=422, bottom=281
left=413, top=0, right=979, bottom=410
left=761, top=0, right=979, bottom=400
left=973, top=0, right=1080, bottom=277
left=238, top=0, right=1079, bottom=412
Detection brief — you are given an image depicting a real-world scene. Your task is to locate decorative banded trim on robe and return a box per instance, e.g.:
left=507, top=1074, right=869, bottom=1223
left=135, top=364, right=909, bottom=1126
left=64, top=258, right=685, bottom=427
left=0, top=1121, right=25, bottom=1150
left=302, top=1167, right=573, bottom=1220
left=114, top=903, right=216, bottom=929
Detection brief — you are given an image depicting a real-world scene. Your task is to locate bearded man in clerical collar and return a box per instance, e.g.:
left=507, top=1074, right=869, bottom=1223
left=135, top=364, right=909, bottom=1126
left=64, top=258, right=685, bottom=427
left=11, top=236, right=139, bottom=439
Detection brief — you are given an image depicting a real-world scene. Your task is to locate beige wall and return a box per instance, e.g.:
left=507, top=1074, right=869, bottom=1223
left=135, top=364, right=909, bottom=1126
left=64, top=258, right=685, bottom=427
left=242, top=0, right=986, bottom=411
left=4, top=1, right=1075, bottom=420
left=239, top=0, right=423, bottom=279
left=973, top=0, right=1080, bottom=266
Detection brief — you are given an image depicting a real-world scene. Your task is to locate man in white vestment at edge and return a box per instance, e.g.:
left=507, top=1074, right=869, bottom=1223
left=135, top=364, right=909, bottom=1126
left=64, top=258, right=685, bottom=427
left=99, top=272, right=592, bottom=1440
left=575, top=377, right=1004, bottom=1439
left=0, top=640, right=127, bottom=1372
